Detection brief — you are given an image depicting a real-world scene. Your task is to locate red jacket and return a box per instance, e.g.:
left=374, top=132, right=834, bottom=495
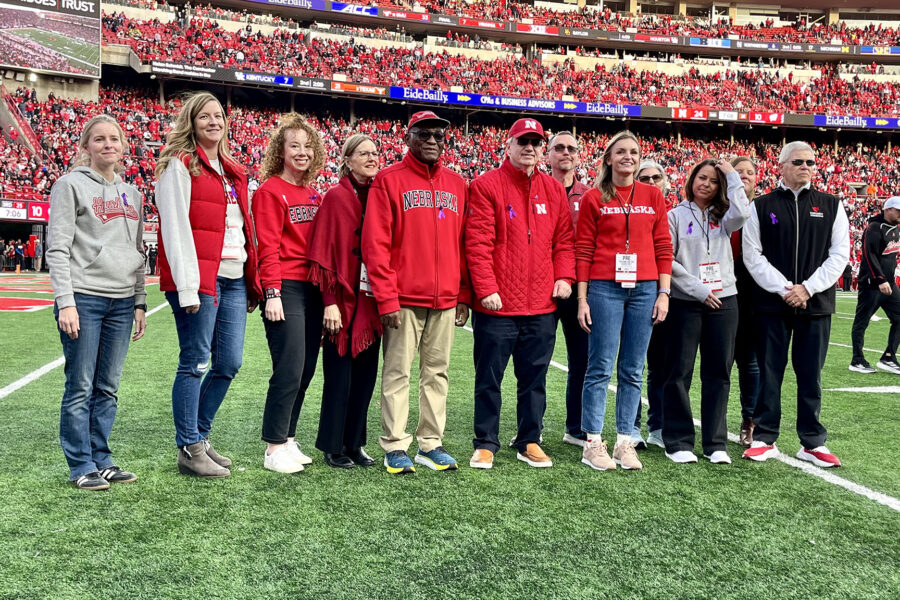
left=467, top=159, right=575, bottom=316
left=575, top=183, right=673, bottom=283
left=566, top=180, right=591, bottom=230
left=158, top=148, right=262, bottom=301
left=251, top=176, right=320, bottom=289
left=361, top=152, right=470, bottom=315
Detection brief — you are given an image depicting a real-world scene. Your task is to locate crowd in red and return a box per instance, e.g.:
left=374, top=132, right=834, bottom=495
left=101, top=13, right=900, bottom=117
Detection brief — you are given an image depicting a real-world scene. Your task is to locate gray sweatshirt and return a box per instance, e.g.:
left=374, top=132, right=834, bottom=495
left=668, top=170, right=750, bottom=302
left=47, top=167, right=147, bottom=308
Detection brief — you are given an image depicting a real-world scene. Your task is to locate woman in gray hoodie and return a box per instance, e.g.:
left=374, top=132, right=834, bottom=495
left=47, top=115, right=146, bottom=490
left=661, top=158, right=750, bottom=465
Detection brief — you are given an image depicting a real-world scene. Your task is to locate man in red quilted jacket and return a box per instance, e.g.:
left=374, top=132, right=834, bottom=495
left=465, top=117, right=576, bottom=470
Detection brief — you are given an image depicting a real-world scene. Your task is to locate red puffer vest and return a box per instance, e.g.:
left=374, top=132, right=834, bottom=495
left=157, top=147, right=262, bottom=301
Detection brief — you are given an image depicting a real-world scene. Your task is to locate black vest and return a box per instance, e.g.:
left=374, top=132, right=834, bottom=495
left=752, top=186, right=840, bottom=316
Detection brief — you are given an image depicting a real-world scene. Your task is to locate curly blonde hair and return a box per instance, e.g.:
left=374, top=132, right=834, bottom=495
left=259, top=113, right=325, bottom=185
left=155, top=92, right=240, bottom=179
left=71, top=115, right=127, bottom=174
left=593, top=130, right=641, bottom=203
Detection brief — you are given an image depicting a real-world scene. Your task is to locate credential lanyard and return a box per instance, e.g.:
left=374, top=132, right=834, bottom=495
left=687, top=201, right=711, bottom=257
left=615, top=183, right=637, bottom=252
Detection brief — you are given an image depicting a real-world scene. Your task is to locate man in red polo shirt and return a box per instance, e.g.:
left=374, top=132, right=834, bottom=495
left=465, top=118, right=575, bottom=470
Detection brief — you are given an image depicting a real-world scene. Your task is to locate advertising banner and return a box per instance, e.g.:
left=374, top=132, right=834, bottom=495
left=330, top=2, right=377, bottom=16
left=672, top=107, right=709, bottom=121
left=689, top=37, right=732, bottom=48
left=860, top=46, right=900, bottom=55
left=813, top=115, right=900, bottom=129
left=381, top=9, right=430, bottom=21
left=515, top=23, right=559, bottom=36
left=243, top=0, right=326, bottom=9
left=457, top=17, right=504, bottom=30
left=747, top=111, right=784, bottom=124
left=331, top=81, right=387, bottom=95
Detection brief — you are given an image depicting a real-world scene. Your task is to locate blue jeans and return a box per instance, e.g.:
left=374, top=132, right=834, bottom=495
left=166, top=276, right=247, bottom=448
left=581, top=280, right=657, bottom=436
left=57, top=294, right=134, bottom=480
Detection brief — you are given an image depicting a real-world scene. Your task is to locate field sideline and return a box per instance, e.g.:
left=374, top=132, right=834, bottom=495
left=4, top=28, right=100, bottom=73
left=1, top=275, right=898, bottom=599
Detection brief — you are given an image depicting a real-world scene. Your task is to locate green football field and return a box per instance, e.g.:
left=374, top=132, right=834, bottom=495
left=1, top=274, right=898, bottom=599
left=5, top=28, right=100, bottom=75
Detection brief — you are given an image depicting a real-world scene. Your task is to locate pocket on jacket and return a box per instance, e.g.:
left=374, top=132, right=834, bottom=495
left=83, top=245, right=143, bottom=291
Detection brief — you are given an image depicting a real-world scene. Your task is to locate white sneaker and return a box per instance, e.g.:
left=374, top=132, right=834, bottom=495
left=876, top=360, right=900, bottom=375
left=664, top=450, right=698, bottom=464
left=264, top=445, right=304, bottom=473
left=287, top=440, right=313, bottom=465
left=646, top=429, right=665, bottom=448
left=562, top=433, right=586, bottom=448
left=704, top=450, right=732, bottom=464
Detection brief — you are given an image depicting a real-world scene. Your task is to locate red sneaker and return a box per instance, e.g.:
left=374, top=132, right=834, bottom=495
left=742, top=441, right=778, bottom=462
left=797, top=446, right=842, bottom=468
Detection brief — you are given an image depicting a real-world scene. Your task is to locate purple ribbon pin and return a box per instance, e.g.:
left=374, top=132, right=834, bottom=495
left=769, top=212, right=778, bottom=224
left=508, top=204, right=517, bottom=219
left=121, top=192, right=129, bottom=207
left=687, top=221, right=693, bottom=235
left=438, top=207, right=446, bottom=220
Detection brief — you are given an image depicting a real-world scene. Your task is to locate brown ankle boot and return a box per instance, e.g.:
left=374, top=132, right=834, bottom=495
left=739, top=418, right=754, bottom=447
left=178, top=442, right=230, bottom=478
left=204, top=438, right=232, bottom=468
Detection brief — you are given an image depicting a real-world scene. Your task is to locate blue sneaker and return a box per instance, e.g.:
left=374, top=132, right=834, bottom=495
left=384, top=450, right=415, bottom=475
left=414, top=446, right=458, bottom=471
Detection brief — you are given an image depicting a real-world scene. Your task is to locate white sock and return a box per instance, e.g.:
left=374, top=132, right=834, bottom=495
left=616, top=433, right=631, bottom=446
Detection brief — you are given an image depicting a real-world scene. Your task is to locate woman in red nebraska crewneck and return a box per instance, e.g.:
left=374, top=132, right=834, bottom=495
left=574, top=130, right=673, bottom=473
left=252, top=113, right=325, bottom=474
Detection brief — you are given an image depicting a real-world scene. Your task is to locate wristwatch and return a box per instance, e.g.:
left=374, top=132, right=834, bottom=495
left=657, top=288, right=671, bottom=296
left=265, top=287, right=281, bottom=299
left=134, top=304, right=147, bottom=312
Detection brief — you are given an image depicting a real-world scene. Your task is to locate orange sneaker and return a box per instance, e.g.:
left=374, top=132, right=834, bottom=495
left=516, top=443, right=552, bottom=468
left=469, top=448, right=494, bottom=469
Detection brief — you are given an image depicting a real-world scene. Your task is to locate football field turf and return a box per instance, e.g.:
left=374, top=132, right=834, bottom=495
left=1, top=275, right=898, bottom=599
left=4, top=28, right=100, bottom=74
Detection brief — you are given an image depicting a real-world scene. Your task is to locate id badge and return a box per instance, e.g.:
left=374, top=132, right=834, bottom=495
left=359, top=262, right=373, bottom=296
left=615, top=253, right=637, bottom=289
left=699, top=262, right=723, bottom=292
left=222, top=225, right=242, bottom=260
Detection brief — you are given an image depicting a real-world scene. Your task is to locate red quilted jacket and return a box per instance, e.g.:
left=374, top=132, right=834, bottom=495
left=466, top=159, right=575, bottom=316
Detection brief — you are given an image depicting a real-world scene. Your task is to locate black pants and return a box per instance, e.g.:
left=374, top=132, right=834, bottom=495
left=662, top=296, right=738, bottom=454
left=734, top=290, right=760, bottom=420
left=315, top=332, right=380, bottom=454
left=472, top=312, right=555, bottom=454
left=636, top=321, right=667, bottom=432
left=850, top=282, right=900, bottom=364
left=261, top=281, right=323, bottom=444
left=556, top=295, right=588, bottom=436
left=754, top=313, right=831, bottom=449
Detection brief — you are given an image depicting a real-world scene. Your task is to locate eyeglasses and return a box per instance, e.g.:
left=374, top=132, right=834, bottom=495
left=353, top=151, right=379, bottom=159
left=410, top=129, right=445, bottom=142
left=552, top=144, right=578, bottom=154
left=638, top=174, right=664, bottom=183
left=790, top=159, right=816, bottom=167
left=516, top=137, right=544, bottom=147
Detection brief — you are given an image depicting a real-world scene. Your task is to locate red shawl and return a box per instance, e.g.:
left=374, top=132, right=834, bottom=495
left=307, top=175, right=382, bottom=357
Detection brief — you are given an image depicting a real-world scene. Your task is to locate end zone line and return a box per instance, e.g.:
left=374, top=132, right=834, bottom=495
left=0, top=301, right=169, bottom=401
left=464, top=325, right=900, bottom=513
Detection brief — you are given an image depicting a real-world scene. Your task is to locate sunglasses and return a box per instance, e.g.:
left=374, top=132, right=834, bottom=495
left=411, top=129, right=445, bottom=142
left=516, top=137, right=544, bottom=147
left=552, top=144, right=578, bottom=154
left=638, top=174, right=664, bottom=183
left=790, top=159, right=815, bottom=167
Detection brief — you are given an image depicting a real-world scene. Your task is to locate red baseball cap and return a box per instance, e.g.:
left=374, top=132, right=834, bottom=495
left=508, top=118, right=545, bottom=139
left=407, top=110, right=450, bottom=130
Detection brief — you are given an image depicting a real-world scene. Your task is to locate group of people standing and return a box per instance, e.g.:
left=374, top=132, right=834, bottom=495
left=48, top=92, right=859, bottom=490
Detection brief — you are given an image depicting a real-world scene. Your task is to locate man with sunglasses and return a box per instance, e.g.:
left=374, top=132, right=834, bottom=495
left=548, top=132, right=591, bottom=448
left=742, top=141, right=849, bottom=468
left=466, top=118, right=575, bottom=470
left=361, top=110, right=470, bottom=475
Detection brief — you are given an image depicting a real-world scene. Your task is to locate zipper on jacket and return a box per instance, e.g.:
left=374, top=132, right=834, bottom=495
left=430, top=172, right=440, bottom=306
left=526, top=176, right=534, bottom=315
left=793, top=192, right=800, bottom=314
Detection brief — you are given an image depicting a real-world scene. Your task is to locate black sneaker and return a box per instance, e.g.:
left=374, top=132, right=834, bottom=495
left=98, top=466, right=137, bottom=483
left=876, top=358, right=900, bottom=375
left=72, top=472, right=110, bottom=491
left=849, top=361, right=877, bottom=374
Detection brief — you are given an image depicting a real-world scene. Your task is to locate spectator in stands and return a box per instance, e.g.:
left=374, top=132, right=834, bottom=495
left=741, top=141, right=849, bottom=468
left=730, top=156, right=760, bottom=447
left=47, top=114, right=146, bottom=490
left=466, top=118, right=575, bottom=470
left=662, top=158, right=750, bottom=464
left=575, top=130, right=673, bottom=472
left=548, top=130, right=591, bottom=449
left=632, top=159, right=673, bottom=450
left=849, top=196, right=900, bottom=375
left=252, top=114, right=326, bottom=474
left=361, top=110, right=470, bottom=475
left=308, top=133, right=383, bottom=469
left=155, top=91, right=262, bottom=478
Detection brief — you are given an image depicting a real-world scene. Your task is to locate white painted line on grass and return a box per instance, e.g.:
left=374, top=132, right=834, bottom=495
left=830, top=341, right=883, bottom=354
left=0, top=301, right=168, bottom=401
left=462, top=323, right=900, bottom=513
left=825, top=386, right=900, bottom=393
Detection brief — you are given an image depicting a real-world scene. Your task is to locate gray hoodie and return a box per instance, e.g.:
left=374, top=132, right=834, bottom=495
left=47, top=166, right=146, bottom=308
left=668, top=170, right=750, bottom=302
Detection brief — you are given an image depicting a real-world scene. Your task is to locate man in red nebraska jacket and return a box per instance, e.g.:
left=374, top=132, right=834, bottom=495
left=361, top=110, right=470, bottom=475
left=465, top=118, right=575, bottom=470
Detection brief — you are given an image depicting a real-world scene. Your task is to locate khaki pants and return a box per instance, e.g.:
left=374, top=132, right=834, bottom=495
left=379, top=306, right=455, bottom=453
